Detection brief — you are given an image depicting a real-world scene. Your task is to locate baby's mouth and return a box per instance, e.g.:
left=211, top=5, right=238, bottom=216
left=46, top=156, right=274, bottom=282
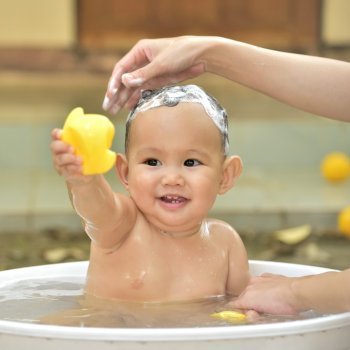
left=160, top=195, right=187, bottom=204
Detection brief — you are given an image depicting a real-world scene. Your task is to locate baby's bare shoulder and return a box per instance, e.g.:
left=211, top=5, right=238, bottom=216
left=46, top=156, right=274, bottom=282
left=206, top=218, right=241, bottom=241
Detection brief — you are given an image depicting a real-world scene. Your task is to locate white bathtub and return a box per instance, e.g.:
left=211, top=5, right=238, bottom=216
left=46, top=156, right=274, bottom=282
left=0, top=260, right=349, bottom=350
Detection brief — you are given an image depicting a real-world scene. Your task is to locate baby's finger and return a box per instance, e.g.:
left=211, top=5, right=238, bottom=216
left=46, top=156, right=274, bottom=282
left=54, top=152, right=81, bottom=167
left=60, top=164, right=83, bottom=177
left=51, top=128, right=63, bottom=140
left=55, top=160, right=83, bottom=177
left=50, top=140, right=73, bottom=155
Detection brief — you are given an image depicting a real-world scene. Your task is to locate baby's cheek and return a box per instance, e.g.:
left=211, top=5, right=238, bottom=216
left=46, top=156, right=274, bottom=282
left=128, top=177, right=154, bottom=208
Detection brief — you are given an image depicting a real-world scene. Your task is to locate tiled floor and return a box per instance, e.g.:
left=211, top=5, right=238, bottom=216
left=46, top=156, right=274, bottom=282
left=1, top=71, right=350, bottom=234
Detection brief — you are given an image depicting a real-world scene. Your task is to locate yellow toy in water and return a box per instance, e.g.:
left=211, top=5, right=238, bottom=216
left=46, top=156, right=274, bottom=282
left=338, top=206, right=350, bottom=238
left=321, top=152, right=350, bottom=183
left=211, top=310, right=246, bottom=323
left=62, top=107, right=116, bottom=175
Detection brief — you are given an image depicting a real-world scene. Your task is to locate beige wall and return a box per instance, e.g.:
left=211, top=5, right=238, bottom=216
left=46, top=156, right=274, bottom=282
left=0, top=0, right=76, bottom=48
left=0, top=0, right=349, bottom=49
left=322, top=0, right=350, bottom=45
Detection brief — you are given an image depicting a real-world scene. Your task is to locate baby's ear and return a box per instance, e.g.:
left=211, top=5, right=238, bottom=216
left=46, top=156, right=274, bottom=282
left=218, top=155, right=242, bottom=194
left=116, top=153, right=129, bottom=189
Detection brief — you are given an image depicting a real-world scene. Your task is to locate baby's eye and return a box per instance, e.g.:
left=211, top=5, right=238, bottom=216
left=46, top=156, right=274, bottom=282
left=144, top=159, right=161, bottom=166
left=184, top=159, right=201, bottom=167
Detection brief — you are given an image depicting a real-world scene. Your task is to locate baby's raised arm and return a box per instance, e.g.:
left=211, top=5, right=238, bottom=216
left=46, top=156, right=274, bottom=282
left=50, top=129, right=136, bottom=250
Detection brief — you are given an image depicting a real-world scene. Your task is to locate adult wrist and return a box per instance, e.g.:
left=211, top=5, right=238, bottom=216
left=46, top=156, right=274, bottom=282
left=199, top=36, right=230, bottom=74
left=289, top=276, right=310, bottom=312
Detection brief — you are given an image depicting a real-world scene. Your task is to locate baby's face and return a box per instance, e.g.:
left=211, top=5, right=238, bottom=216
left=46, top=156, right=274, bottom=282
left=124, top=103, right=226, bottom=234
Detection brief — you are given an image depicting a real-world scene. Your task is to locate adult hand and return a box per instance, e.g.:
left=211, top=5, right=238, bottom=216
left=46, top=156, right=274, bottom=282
left=102, top=36, right=208, bottom=114
left=103, top=35, right=350, bottom=121
left=229, top=273, right=299, bottom=315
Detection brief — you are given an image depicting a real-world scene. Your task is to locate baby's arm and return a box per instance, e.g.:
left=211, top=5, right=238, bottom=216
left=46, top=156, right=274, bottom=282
left=225, top=227, right=251, bottom=296
left=51, top=129, right=136, bottom=249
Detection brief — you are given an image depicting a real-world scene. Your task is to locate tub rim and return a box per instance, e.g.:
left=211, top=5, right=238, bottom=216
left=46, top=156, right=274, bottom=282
left=0, top=260, right=349, bottom=342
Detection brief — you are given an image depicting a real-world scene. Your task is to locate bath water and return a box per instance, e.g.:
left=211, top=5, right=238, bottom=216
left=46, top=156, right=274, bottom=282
left=0, top=277, right=319, bottom=328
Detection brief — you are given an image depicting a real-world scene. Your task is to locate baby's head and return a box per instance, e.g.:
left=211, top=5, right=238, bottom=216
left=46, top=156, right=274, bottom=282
left=118, top=85, right=241, bottom=234
left=125, top=85, right=229, bottom=156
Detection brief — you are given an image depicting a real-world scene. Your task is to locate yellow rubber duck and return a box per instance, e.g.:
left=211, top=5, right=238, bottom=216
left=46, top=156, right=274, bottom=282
left=62, top=107, right=116, bottom=175
left=211, top=310, right=246, bottom=323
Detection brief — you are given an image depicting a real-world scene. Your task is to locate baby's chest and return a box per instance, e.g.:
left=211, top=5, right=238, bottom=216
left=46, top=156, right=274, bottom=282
left=117, top=240, right=227, bottom=281
left=89, top=240, right=228, bottom=299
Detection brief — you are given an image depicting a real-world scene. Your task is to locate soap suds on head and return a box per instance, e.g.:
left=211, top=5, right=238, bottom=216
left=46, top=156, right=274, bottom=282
left=126, top=85, right=229, bottom=155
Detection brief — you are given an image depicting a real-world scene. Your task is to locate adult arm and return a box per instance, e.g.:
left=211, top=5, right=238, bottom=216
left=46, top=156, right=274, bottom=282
left=230, top=269, right=350, bottom=315
left=103, top=36, right=350, bottom=122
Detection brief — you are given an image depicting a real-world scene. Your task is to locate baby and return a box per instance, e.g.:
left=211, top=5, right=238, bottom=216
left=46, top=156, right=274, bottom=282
left=51, top=85, right=250, bottom=302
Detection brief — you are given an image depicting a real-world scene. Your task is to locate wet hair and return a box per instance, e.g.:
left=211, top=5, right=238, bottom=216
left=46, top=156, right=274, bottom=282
left=125, top=84, right=229, bottom=155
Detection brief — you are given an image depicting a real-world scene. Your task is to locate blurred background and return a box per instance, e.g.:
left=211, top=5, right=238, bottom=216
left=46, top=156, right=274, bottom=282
left=0, top=0, right=349, bottom=270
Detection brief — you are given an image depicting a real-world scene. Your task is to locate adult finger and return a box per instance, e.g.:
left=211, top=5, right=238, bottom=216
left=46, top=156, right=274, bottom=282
left=103, top=67, right=127, bottom=111
left=260, top=273, right=284, bottom=278
left=105, top=63, right=206, bottom=113
left=104, top=85, right=138, bottom=115
left=103, top=40, right=153, bottom=109
left=124, top=61, right=205, bottom=87
left=125, top=88, right=143, bottom=110
left=121, top=56, right=175, bottom=88
left=121, top=63, right=206, bottom=109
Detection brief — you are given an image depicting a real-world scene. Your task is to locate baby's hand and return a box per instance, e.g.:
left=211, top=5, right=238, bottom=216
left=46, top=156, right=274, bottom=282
left=50, top=129, right=93, bottom=185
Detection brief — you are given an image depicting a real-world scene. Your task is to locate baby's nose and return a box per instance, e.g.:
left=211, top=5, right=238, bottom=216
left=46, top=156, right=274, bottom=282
left=161, top=170, right=185, bottom=186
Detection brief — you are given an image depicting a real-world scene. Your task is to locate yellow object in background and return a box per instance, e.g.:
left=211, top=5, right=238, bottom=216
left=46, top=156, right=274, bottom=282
left=274, top=224, right=312, bottom=245
left=321, top=152, right=350, bottom=183
left=62, top=107, right=116, bottom=175
left=338, top=206, right=350, bottom=238
left=211, top=310, right=246, bottom=323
